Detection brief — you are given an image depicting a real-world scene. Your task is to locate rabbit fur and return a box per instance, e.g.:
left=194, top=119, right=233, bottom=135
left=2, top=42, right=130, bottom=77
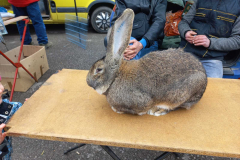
left=86, top=9, right=207, bottom=116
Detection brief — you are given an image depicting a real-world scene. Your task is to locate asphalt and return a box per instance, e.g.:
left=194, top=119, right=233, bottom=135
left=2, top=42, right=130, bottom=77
left=0, top=24, right=239, bottom=160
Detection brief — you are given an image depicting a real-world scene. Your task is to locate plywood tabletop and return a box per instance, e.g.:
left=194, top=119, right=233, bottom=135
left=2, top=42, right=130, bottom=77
left=6, top=69, right=240, bottom=158
left=3, top=16, right=28, bottom=26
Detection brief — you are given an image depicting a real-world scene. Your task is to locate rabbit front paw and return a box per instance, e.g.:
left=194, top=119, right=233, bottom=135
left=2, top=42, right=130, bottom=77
left=147, top=108, right=169, bottom=116
left=111, top=106, right=124, bottom=114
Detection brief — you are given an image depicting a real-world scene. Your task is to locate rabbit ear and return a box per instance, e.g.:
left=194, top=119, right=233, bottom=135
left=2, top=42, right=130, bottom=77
left=106, top=9, right=134, bottom=62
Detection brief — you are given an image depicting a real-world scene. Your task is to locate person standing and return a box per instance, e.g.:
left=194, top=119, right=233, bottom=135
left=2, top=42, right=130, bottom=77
left=8, top=0, right=52, bottom=48
left=178, top=0, right=240, bottom=78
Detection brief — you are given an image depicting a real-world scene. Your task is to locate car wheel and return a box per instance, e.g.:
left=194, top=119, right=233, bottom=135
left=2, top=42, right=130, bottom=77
left=91, top=6, right=112, bottom=33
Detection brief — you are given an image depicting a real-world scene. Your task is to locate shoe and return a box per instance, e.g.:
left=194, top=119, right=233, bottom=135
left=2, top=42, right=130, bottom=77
left=39, top=42, right=53, bottom=49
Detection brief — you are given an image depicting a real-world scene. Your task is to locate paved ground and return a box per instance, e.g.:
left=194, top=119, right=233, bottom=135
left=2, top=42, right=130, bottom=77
left=0, top=24, right=239, bottom=160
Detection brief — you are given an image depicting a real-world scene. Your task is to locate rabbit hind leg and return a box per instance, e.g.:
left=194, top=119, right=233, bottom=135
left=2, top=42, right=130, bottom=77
left=179, top=93, right=203, bottom=110
left=179, top=82, right=206, bottom=110
left=174, top=72, right=207, bottom=110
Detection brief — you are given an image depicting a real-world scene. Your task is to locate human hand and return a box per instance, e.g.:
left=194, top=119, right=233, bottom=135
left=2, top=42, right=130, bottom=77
left=0, top=83, right=4, bottom=104
left=185, top=31, right=197, bottom=44
left=193, top=35, right=210, bottom=48
left=124, top=39, right=143, bottom=60
left=0, top=124, right=6, bottom=144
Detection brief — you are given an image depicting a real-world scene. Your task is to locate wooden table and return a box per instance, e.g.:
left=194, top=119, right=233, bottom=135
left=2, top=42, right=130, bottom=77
left=6, top=69, right=240, bottom=158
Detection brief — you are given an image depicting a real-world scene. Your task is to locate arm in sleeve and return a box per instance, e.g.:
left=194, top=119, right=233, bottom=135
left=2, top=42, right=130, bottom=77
left=0, top=139, right=8, bottom=159
left=143, top=0, right=167, bottom=47
left=178, top=0, right=198, bottom=39
left=208, top=16, right=240, bottom=51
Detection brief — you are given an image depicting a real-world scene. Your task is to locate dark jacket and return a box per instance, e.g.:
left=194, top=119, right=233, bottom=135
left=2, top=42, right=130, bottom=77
left=8, top=0, right=39, bottom=7
left=179, top=0, right=240, bottom=60
left=111, top=0, right=167, bottom=48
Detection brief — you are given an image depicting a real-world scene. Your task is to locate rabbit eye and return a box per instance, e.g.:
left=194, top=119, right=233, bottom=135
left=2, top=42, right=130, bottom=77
left=96, top=68, right=103, bottom=73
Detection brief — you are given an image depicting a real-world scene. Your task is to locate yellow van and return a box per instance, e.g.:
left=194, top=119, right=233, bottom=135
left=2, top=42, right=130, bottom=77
left=1, top=0, right=115, bottom=33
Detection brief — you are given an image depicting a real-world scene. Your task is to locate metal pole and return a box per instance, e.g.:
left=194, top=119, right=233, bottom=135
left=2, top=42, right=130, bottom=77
left=10, top=19, right=29, bottom=101
left=74, top=0, right=78, bottom=17
left=64, top=144, right=86, bottom=155
left=8, top=19, right=37, bottom=101
left=154, top=152, right=172, bottom=160
left=100, top=146, right=121, bottom=160
left=17, top=19, right=29, bottom=62
left=73, top=0, right=82, bottom=44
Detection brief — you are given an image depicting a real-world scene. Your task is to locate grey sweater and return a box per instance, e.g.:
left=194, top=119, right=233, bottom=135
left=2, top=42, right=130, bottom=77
left=178, top=0, right=240, bottom=52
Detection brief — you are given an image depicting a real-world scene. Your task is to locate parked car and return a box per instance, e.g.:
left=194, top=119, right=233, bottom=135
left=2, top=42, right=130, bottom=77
left=1, top=0, right=115, bottom=33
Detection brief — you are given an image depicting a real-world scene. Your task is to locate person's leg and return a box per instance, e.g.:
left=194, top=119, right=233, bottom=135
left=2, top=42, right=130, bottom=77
left=12, top=5, right=32, bottom=45
left=200, top=60, right=223, bottom=78
left=132, top=41, right=158, bottom=60
left=26, top=2, right=48, bottom=45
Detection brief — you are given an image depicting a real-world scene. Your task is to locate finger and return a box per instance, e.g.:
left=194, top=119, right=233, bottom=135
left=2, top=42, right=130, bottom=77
left=186, top=39, right=194, bottom=44
left=0, top=84, right=4, bottom=92
left=124, top=55, right=130, bottom=60
left=124, top=49, right=132, bottom=55
left=186, top=37, right=195, bottom=41
left=128, top=45, right=137, bottom=50
left=187, top=39, right=194, bottom=44
left=2, top=132, right=6, bottom=139
left=129, top=39, right=136, bottom=44
left=127, top=50, right=135, bottom=55
left=125, top=53, right=133, bottom=58
left=126, top=45, right=131, bottom=49
left=194, top=39, right=205, bottom=44
left=195, top=35, right=207, bottom=40
left=123, top=55, right=129, bottom=60
left=194, top=42, right=206, bottom=46
left=186, top=31, right=197, bottom=38
left=130, top=56, right=135, bottom=59
left=130, top=52, right=138, bottom=59
left=195, top=35, right=206, bottom=38
left=0, top=124, right=6, bottom=130
left=190, top=31, right=197, bottom=35
left=194, top=37, right=206, bottom=42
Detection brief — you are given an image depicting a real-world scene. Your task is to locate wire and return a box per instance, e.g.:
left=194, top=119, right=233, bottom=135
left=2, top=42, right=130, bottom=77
left=1, top=42, right=9, bottom=51
left=0, top=35, right=8, bottom=51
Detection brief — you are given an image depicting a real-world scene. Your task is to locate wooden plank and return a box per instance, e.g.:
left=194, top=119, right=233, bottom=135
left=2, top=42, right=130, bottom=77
left=6, top=69, right=240, bottom=158
left=2, top=17, right=9, bottom=21
left=3, top=16, right=28, bottom=26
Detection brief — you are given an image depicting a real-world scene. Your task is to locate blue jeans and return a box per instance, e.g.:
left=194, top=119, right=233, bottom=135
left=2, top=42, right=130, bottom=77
left=200, top=60, right=223, bottom=78
left=131, top=38, right=158, bottom=60
left=12, top=2, right=48, bottom=45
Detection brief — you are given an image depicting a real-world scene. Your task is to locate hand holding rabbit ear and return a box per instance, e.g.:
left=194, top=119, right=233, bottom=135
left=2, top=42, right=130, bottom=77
left=124, top=39, right=143, bottom=60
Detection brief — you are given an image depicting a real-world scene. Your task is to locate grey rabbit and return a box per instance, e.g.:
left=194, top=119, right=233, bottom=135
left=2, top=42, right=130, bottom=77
left=86, top=9, right=207, bottom=116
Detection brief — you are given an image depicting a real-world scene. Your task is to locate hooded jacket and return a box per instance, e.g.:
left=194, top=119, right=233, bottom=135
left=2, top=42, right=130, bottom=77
left=111, top=0, right=167, bottom=48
